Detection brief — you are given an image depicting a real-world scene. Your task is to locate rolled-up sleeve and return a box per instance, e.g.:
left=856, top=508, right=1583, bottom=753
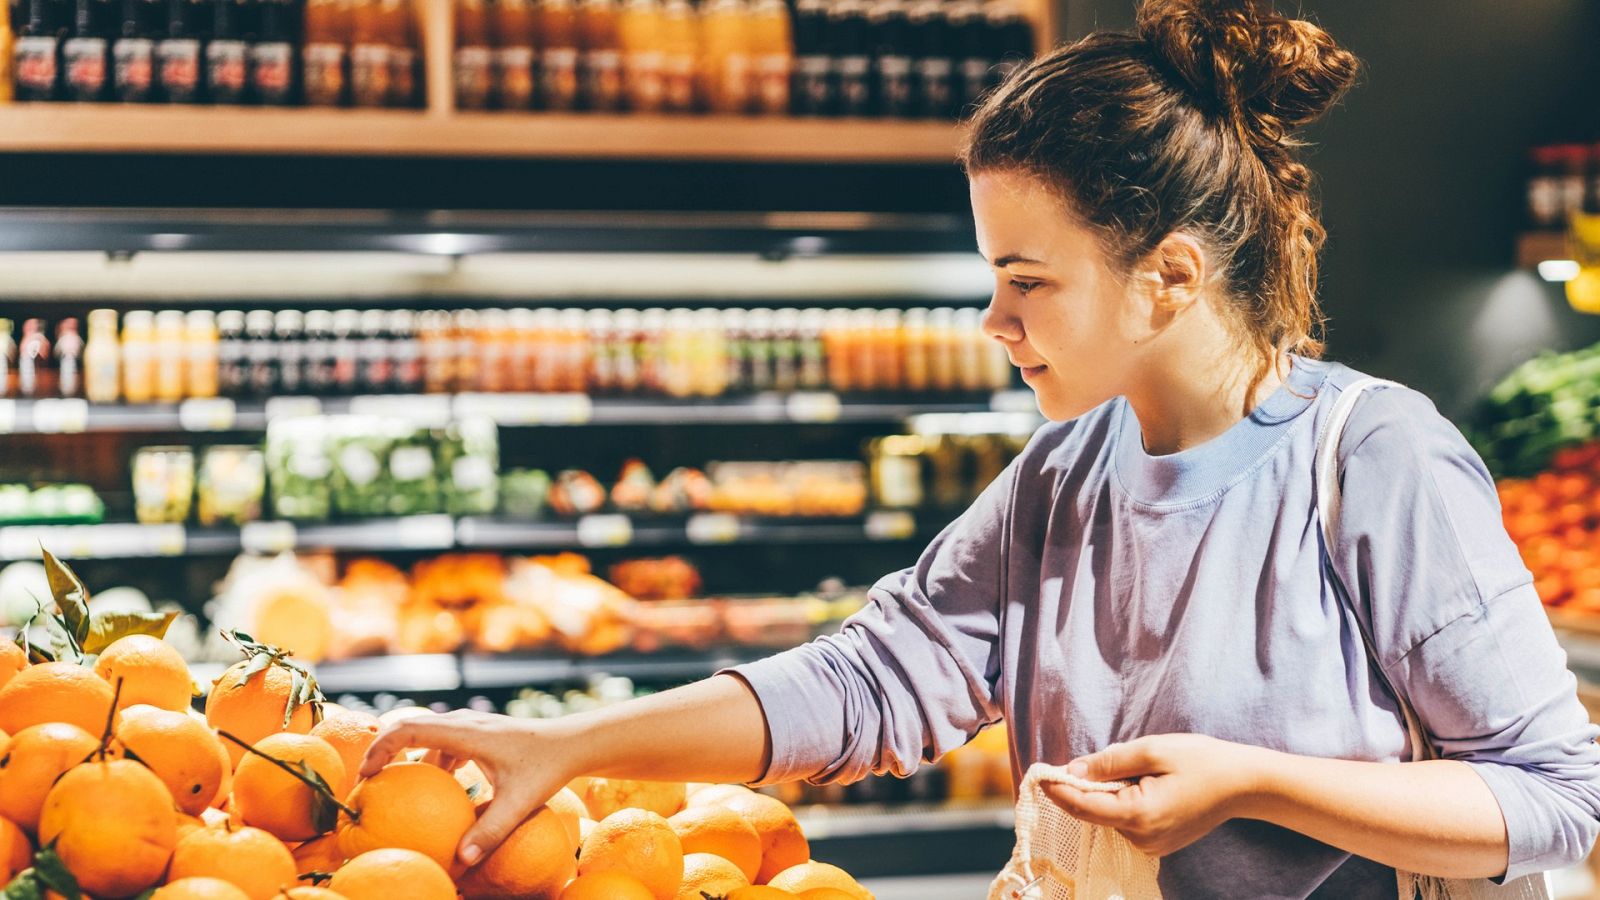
left=728, top=458, right=1015, bottom=786
left=1335, top=386, right=1600, bottom=880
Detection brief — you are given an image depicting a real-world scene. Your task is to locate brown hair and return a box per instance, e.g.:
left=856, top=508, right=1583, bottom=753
left=960, top=0, right=1358, bottom=394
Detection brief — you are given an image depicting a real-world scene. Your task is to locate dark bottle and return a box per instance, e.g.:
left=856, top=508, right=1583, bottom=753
left=243, top=308, right=279, bottom=396
left=17, top=319, right=50, bottom=399
left=112, top=0, right=160, bottom=100
left=0, top=320, right=14, bottom=398
left=273, top=309, right=305, bottom=394
left=948, top=0, right=986, bottom=109
left=866, top=0, right=910, bottom=117
left=356, top=308, right=392, bottom=394
left=155, top=0, right=204, bottom=102
left=216, top=310, right=248, bottom=396
left=248, top=0, right=292, bottom=103
left=790, top=0, right=829, bottom=115
left=907, top=0, right=952, bottom=118
left=987, top=0, right=1030, bottom=84
left=330, top=308, right=361, bottom=394
left=62, top=0, right=110, bottom=100
left=13, top=0, right=61, bottom=101
left=387, top=309, right=422, bottom=393
left=828, top=0, right=870, bottom=117
left=54, top=318, right=83, bottom=398
left=205, top=0, right=247, bottom=102
left=302, top=309, right=336, bottom=394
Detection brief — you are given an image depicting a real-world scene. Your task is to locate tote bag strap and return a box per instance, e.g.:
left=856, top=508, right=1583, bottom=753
left=1312, top=377, right=1434, bottom=762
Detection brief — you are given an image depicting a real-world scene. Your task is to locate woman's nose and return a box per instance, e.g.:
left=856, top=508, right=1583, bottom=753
left=982, top=297, right=1023, bottom=343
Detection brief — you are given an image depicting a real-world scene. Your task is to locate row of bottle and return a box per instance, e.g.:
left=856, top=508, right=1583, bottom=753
left=2, top=0, right=422, bottom=106
left=1527, top=143, right=1600, bottom=231
left=10, top=306, right=1011, bottom=404
left=453, top=0, right=1033, bottom=117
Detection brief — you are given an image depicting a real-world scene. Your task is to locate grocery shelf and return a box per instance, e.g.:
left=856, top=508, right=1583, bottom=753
left=0, top=105, right=970, bottom=164
left=459, top=646, right=774, bottom=689
left=0, top=392, right=1027, bottom=434
left=0, top=509, right=938, bottom=560
left=799, top=801, right=1015, bottom=879
left=1517, top=230, right=1571, bottom=270
left=190, top=653, right=462, bottom=694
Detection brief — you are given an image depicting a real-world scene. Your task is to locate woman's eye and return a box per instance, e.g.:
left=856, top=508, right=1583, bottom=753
left=1009, top=279, right=1040, bottom=295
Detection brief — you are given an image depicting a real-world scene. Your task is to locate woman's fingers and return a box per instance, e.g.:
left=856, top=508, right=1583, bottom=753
left=1044, top=781, right=1137, bottom=826
left=361, top=717, right=476, bottom=778
left=1069, top=739, right=1160, bottom=782
left=458, top=789, right=538, bottom=867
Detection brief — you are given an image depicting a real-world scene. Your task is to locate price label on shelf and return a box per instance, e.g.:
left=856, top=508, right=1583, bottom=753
left=456, top=393, right=594, bottom=426
left=241, top=521, right=298, bottom=555
left=265, top=396, right=323, bottom=421
left=785, top=391, right=842, bottom=423
left=395, top=515, right=456, bottom=549
left=864, top=510, right=916, bottom=541
left=31, top=399, right=89, bottom=434
left=0, top=400, right=16, bottom=434
left=178, top=397, right=238, bottom=432
left=351, top=395, right=452, bottom=427
left=990, top=390, right=1036, bottom=414
left=686, top=513, right=741, bottom=545
left=577, top=514, right=633, bottom=548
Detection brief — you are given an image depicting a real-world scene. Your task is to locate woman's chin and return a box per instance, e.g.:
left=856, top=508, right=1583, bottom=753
left=1033, top=386, right=1109, bottom=423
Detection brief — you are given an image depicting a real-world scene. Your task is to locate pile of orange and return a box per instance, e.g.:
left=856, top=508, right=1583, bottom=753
left=0, top=612, right=873, bottom=899
left=1497, top=441, right=1600, bottom=611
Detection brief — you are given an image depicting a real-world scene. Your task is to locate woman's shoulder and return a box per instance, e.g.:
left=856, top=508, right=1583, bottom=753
left=1316, top=363, right=1483, bottom=479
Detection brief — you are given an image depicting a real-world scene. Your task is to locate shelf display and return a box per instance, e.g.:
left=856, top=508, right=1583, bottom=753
left=1469, top=338, right=1600, bottom=477
left=0, top=482, right=103, bottom=523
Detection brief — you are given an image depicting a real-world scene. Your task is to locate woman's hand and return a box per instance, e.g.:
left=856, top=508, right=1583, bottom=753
left=359, top=710, right=584, bottom=867
left=1042, top=733, right=1268, bottom=858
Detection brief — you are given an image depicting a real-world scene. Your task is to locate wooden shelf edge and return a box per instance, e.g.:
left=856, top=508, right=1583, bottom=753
left=0, top=104, right=967, bottom=163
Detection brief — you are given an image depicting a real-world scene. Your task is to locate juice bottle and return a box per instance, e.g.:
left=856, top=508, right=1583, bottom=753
left=948, top=0, right=986, bottom=109
left=697, top=0, right=750, bottom=114
left=829, top=0, right=871, bottom=117
left=663, top=307, right=693, bottom=398
left=477, top=308, right=509, bottom=392
left=656, top=0, right=695, bottom=112
left=586, top=308, right=614, bottom=393
left=618, top=0, right=662, bottom=112
left=184, top=309, right=218, bottom=398
left=577, top=0, right=622, bottom=111
left=454, top=0, right=492, bottom=109
left=0, top=320, right=13, bottom=397
left=559, top=307, right=588, bottom=392
left=243, top=309, right=278, bottom=397
left=349, top=0, right=394, bottom=106
left=771, top=307, right=799, bottom=391
left=12, top=0, right=60, bottom=101
left=386, top=0, right=419, bottom=106
left=637, top=307, right=666, bottom=393
left=0, top=0, right=14, bottom=103
left=452, top=308, right=480, bottom=394
left=506, top=307, right=535, bottom=391
left=797, top=307, right=826, bottom=389
left=926, top=306, right=955, bottom=391
left=250, top=0, right=295, bottom=104
left=388, top=309, right=423, bottom=392
left=62, top=0, right=110, bottom=101
left=610, top=307, right=641, bottom=393
left=789, top=0, right=829, bottom=115
left=155, top=0, right=204, bottom=102
left=491, top=0, right=535, bottom=109
left=538, top=0, right=578, bottom=109
left=691, top=307, right=726, bottom=397
left=823, top=307, right=852, bottom=392
left=907, top=0, right=953, bottom=118
left=953, top=306, right=982, bottom=391
left=274, top=310, right=304, bottom=394
left=901, top=306, right=929, bottom=392
left=205, top=0, right=248, bottom=103
left=875, top=307, right=902, bottom=392
left=303, top=0, right=351, bottom=105
left=121, top=310, right=156, bottom=403
left=849, top=307, right=876, bottom=391
left=17, top=319, right=49, bottom=399
left=303, top=309, right=336, bottom=394
left=111, top=0, right=159, bottom=102
left=60, top=318, right=87, bottom=398
left=867, top=0, right=912, bottom=117
left=746, top=0, right=788, bottom=114
left=154, top=309, right=187, bottom=402
left=84, top=309, right=121, bottom=403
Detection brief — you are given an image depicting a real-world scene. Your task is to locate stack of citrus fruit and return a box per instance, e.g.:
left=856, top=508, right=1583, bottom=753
left=1497, top=440, right=1600, bottom=612
left=0, top=559, right=875, bottom=900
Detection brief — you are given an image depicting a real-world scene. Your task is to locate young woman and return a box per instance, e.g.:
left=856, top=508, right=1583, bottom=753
left=363, top=1, right=1600, bottom=894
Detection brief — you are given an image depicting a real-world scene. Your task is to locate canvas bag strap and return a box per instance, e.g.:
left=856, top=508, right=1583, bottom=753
left=1313, top=377, right=1434, bottom=762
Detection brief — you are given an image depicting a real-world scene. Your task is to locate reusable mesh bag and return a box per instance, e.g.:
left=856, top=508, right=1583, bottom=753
left=988, top=763, right=1161, bottom=900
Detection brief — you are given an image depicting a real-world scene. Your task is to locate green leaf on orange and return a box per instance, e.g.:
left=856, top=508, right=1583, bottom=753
left=39, top=547, right=90, bottom=647
left=32, top=845, right=82, bottom=900
left=81, top=610, right=179, bottom=655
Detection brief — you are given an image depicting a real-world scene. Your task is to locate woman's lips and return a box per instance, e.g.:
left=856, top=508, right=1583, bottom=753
left=1020, top=364, right=1048, bottom=381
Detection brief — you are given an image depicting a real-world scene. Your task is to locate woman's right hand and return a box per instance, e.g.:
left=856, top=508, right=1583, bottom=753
left=358, top=709, right=583, bottom=867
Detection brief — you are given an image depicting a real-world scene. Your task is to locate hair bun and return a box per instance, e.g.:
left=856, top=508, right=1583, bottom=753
left=1136, top=0, right=1357, bottom=146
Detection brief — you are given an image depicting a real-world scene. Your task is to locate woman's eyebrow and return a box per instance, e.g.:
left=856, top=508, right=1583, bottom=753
left=991, top=254, right=1046, bottom=268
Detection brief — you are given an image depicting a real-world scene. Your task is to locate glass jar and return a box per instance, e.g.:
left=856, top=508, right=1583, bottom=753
left=197, top=445, right=266, bottom=526
left=132, top=446, right=195, bottom=524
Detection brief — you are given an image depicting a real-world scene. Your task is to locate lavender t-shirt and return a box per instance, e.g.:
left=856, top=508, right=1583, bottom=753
left=733, top=357, right=1600, bottom=898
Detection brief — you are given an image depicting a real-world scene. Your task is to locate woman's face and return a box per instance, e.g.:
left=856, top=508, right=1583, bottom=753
left=970, top=169, right=1155, bottom=421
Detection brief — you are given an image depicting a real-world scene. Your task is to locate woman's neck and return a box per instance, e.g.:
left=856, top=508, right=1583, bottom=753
left=1123, top=336, right=1288, bottom=457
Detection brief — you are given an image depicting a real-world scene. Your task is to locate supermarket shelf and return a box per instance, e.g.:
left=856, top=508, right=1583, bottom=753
left=794, top=800, right=1014, bottom=840
left=0, top=206, right=978, bottom=255
left=459, top=646, right=774, bottom=689
left=800, top=802, right=1015, bottom=879
left=0, top=105, right=969, bottom=164
left=190, top=653, right=462, bottom=694
left=0, top=392, right=1027, bottom=434
left=0, top=509, right=936, bottom=560
left=1517, top=230, right=1570, bottom=269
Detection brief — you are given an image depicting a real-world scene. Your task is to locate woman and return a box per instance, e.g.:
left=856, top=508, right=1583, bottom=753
left=363, top=1, right=1600, bottom=894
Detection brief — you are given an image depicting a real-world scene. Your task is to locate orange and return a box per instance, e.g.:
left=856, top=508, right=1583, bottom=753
left=252, top=588, right=334, bottom=664
left=459, top=805, right=576, bottom=900
left=796, top=890, right=859, bottom=900
left=211, top=728, right=235, bottom=807
left=579, top=809, right=684, bottom=900
left=0, top=641, right=25, bottom=693
left=276, top=889, right=349, bottom=900
left=1, top=815, right=30, bottom=880
left=38, top=758, right=177, bottom=898
left=94, top=634, right=195, bottom=713
left=206, top=661, right=317, bottom=769
left=561, top=872, right=656, bottom=900
left=336, top=762, right=474, bottom=869
left=765, top=863, right=869, bottom=899
left=669, top=806, right=761, bottom=881
left=309, top=711, right=380, bottom=798
left=169, top=824, right=298, bottom=900
left=233, top=733, right=346, bottom=842
left=454, top=760, right=493, bottom=805
left=111, top=704, right=227, bottom=816
left=546, top=787, right=586, bottom=846
left=675, top=852, right=749, bottom=900
left=579, top=817, right=597, bottom=844
left=153, top=877, right=254, bottom=900
left=0, top=661, right=115, bottom=736
left=724, top=889, right=797, bottom=899
left=0, top=722, right=100, bottom=834
left=328, top=848, right=456, bottom=900
left=685, top=784, right=756, bottom=809
left=721, top=794, right=808, bottom=885
left=177, top=813, right=208, bottom=840
left=583, top=777, right=686, bottom=820
left=294, top=832, right=347, bottom=876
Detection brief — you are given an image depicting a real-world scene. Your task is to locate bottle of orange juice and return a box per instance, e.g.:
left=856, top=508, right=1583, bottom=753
left=618, top=0, right=663, bottom=112
left=301, top=0, right=351, bottom=105
left=697, top=0, right=751, bottom=114
left=492, top=0, right=536, bottom=109
left=658, top=0, right=697, bottom=112
left=348, top=0, right=393, bottom=107
left=578, top=0, right=623, bottom=110
left=455, top=0, right=493, bottom=109
left=747, top=0, right=789, bottom=114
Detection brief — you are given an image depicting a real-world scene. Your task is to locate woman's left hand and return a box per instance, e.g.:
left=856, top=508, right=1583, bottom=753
left=1043, top=733, right=1271, bottom=858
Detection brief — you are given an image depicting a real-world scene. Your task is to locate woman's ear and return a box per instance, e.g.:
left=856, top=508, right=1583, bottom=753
left=1134, top=233, right=1209, bottom=315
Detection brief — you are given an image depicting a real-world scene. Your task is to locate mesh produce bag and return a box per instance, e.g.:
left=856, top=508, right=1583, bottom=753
left=988, top=763, right=1162, bottom=900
